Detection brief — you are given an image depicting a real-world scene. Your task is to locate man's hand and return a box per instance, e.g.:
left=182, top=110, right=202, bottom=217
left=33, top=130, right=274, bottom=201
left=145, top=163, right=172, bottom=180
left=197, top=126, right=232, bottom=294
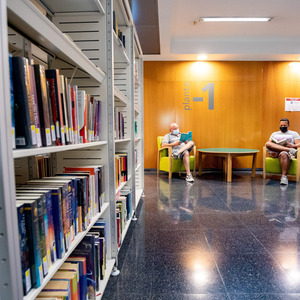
left=285, top=142, right=295, bottom=148
left=173, top=141, right=182, bottom=146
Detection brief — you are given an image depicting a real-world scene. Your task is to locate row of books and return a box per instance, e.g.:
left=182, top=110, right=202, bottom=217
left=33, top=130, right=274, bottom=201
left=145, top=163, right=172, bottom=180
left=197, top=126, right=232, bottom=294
left=114, top=107, right=125, bottom=140
left=36, top=220, right=107, bottom=300
left=115, top=153, right=128, bottom=189
left=16, top=165, right=105, bottom=295
left=116, top=190, right=132, bottom=248
left=9, top=55, right=101, bottom=149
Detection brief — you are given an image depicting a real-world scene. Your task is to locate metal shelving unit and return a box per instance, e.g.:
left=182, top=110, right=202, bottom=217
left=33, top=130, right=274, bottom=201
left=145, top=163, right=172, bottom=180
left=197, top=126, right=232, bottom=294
left=0, top=0, right=143, bottom=299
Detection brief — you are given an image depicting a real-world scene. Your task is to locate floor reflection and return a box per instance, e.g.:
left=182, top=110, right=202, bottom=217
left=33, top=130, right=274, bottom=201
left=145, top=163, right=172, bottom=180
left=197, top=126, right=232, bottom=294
left=103, top=172, right=300, bottom=299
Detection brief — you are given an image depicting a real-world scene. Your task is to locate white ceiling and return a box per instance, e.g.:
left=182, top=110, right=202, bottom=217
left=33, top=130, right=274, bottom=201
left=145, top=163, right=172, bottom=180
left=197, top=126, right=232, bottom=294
left=144, top=0, right=300, bottom=61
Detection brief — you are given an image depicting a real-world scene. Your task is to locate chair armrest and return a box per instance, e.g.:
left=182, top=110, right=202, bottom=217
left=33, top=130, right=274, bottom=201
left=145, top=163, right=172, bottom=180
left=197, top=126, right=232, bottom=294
left=158, top=146, right=172, bottom=157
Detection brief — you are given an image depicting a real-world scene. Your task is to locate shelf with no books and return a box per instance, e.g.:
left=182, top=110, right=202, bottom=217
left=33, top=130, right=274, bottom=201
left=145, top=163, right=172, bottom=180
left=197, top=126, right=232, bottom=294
left=96, top=258, right=115, bottom=300
left=7, top=0, right=105, bottom=83
left=13, top=141, right=107, bottom=159
left=23, top=202, right=109, bottom=300
left=115, top=138, right=131, bottom=144
left=113, top=31, right=130, bottom=65
left=135, top=163, right=141, bottom=173
left=136, top=188, right=143, bottom=208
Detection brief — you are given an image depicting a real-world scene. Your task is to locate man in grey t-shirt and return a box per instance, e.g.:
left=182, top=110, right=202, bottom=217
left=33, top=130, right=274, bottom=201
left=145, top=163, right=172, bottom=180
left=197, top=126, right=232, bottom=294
left=162, top=123, right=195, bottom=182
left=265, top=118, right=300, bottom=185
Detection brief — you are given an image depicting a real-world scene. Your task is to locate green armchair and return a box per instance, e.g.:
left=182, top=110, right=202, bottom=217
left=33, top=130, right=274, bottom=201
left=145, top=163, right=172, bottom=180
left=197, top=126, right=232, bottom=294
left=157, top=136, right=196, bottom=179
left=263, top=146, right=300, bottom=181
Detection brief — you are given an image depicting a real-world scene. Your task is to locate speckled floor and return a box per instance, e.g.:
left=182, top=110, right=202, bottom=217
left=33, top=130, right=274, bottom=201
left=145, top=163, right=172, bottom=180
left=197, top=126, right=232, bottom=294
left=102, top=171, right=300, bottom=300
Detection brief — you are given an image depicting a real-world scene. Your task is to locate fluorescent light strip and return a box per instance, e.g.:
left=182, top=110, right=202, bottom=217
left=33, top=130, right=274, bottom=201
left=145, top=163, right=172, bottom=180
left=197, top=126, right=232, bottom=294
left=200, top=17, right=271, bottom=22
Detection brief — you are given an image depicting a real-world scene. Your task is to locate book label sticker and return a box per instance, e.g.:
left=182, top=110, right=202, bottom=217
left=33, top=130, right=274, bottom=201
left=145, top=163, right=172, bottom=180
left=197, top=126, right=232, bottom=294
left=11, top=127, right=15, bottom=149
left=61, top=127, right=65, bottom=144
left=42, top=256, right=48, bottom=276
left=36, top=128, right=42, bottom=147
left=31, top=125, right=37, bottom=145
left=45, top=128, right=52, bottom=146
left=38, top=264, right=43, bottom=282
left=25, top=269, right=31, bottom=293
left=53, top=245, right=57, bottom=262
left=51, top=125, right=56, bottom=142
left=56, top=121, right=60, bottom=138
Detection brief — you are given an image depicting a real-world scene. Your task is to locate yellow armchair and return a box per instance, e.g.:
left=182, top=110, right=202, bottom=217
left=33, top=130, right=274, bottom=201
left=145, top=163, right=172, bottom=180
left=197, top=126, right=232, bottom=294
left=157, top=136, right=196, bottom=179
left=263, top=146, right=300, bottom=181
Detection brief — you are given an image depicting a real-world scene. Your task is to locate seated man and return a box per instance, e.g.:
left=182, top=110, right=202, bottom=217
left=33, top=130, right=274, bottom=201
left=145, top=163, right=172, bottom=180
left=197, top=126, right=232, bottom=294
left=265, top=118, right=300, bottom=185
left=162, top=123, right=195, bottom=182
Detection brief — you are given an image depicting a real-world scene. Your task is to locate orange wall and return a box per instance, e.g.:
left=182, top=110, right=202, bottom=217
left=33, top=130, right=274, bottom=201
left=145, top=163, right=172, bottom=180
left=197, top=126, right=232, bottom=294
left=144, top=61, right=300, bottom=169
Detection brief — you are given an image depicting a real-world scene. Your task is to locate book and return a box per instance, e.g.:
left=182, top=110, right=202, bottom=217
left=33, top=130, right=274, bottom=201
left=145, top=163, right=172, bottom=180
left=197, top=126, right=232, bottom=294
left=180, top=131, right=192, bottom=142
left=46, top=69, right=65, bottom=145
left=24, top=184, right=65, bottom=259
left=15, top=198, right=43, bottom=288
left=9, top=53, right=16, bottom=149
left=16, top=188, right=56, bottom=266
left=70, top=85, right=79, bottom=144
left=39, top=279, right=71, bottom=300
left=16, top=202, right=32, bottom=295
left=77, top=90, right=87, bottom=143
left=66, top=257, right=87, bottom=300
left=12, top=56, right=37, bottom=148
left=29, top=65, right=42, bottom=148
left=33, top=64, right=52, bottom=147
left=52, top=271, right=78, bottom=300
left=46, top=81, right=57, bottom=144
left=59, top=75, right=70, bottom=145
left=16, top=193, right=48, bottom=277
left=71, top=235, right=96, bottom=299
left=59, top=263, right=80, bottom=300
left=271, top=137, right=287, bottom=145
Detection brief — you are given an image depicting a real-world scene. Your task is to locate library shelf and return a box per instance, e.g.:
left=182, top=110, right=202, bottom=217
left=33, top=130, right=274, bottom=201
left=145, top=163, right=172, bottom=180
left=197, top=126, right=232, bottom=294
left=135, top=163, right=141, bottom=173
left=115, top=138, right=131, bottom=143
left=13, top=141, right=108, bottom=159
left=24, top=202, right=109, bottom=300
left=114, top=86, right=129, bottom=106
left=7, top=0, right=106, bottom=83
left=113, top=31, right=130, bottom=65
left=136, top=188, right=143, bottom=208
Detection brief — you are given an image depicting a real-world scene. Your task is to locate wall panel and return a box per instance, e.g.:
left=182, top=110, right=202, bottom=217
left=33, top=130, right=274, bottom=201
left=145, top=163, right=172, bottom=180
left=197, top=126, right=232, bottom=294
left=144, top=61, right=300, bottom=169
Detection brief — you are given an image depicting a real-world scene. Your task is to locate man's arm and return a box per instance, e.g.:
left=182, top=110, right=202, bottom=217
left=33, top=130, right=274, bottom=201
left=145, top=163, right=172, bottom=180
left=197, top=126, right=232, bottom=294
left=162, top=141, right=181, bottom=148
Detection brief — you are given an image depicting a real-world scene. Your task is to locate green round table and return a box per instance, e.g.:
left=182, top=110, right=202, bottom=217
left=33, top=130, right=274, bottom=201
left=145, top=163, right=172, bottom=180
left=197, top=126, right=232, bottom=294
left=197, top=148, right=260, bottom=182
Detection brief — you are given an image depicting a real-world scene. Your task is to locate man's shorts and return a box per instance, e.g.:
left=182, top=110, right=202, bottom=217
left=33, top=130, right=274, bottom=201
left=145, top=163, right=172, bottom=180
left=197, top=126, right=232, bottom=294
left=267, top=150, right=294, bottom=159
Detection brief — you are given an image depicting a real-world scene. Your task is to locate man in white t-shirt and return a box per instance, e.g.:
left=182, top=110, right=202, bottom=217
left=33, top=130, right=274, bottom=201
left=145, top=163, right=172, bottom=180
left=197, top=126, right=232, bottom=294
left=265, top=118, right=300, bottom=185
left=162, top=123, right=195, bottom=182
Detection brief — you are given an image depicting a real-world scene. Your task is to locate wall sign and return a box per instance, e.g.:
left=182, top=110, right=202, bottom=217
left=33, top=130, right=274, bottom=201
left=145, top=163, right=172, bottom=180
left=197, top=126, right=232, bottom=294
left=285, top=98, right=300, bottom=111
left=183, top=82, right=214, bottom=111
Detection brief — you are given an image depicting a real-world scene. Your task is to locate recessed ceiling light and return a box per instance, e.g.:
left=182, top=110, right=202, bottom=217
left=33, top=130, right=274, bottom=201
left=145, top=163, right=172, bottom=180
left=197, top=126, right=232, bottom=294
left=200, top=17, right=271, bottom=22
left=197, top=55, right=207, bottom=60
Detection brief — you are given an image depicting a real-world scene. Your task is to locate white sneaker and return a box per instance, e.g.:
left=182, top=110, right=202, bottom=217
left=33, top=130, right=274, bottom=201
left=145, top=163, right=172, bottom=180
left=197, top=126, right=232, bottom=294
left=186, top=174, right=194, bottom=182
left=289, top=148, right=298, bottom=158
left=280, top=175, right=288, bottom=185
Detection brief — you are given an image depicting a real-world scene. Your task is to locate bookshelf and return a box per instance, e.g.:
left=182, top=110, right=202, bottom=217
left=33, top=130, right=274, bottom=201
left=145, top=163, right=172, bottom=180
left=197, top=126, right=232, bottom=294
left=0, top=0, right=143, bottom=299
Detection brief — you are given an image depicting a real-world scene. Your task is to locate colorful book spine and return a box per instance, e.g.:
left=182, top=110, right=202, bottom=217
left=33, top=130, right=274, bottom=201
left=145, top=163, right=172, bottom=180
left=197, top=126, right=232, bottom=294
left=16, top=202, right=32, bottom=295
left=9, top=53, right=16, bottom=149
left=29, top=65, right=42, bottom=148
left=12, top=56, right=37, bottom=148
left=33, top=64, right=52, bottom=146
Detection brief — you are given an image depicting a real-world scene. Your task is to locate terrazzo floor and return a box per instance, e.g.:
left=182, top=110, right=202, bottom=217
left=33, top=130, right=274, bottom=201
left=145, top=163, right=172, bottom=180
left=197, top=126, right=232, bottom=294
left=102, top=171, right=300, bottom=299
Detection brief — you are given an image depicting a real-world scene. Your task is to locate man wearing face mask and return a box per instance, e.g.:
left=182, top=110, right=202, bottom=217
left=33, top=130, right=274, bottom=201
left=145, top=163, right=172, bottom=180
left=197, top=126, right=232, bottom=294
left=265, top=118, right=300, bottom=185
left=162, top=123, right=195, bottom=182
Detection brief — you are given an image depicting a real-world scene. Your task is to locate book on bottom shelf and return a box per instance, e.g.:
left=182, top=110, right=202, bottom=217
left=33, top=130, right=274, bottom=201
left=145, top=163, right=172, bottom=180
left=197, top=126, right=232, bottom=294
left=16, top=202, right=32, bottom=295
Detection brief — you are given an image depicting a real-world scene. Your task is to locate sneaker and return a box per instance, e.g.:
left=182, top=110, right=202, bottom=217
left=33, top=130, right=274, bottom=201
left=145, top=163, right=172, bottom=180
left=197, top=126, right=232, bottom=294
left=280, top=175, right=288, bottom=185
left=289, top=148, right=298, bottom=158
left=186, top=174, right=194, bottom=183
left=171, top=153, right=180, bottom=159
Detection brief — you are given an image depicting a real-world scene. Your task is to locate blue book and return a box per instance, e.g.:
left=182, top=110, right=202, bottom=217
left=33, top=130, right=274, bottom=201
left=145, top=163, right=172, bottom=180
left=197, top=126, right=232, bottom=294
left=72, top=235, right=96, bottom=299
left=16, top=198, right=43, bottom=288
left=16, top=202, right=32, bottom=295
left=180, top=131, right=192, bottom=142
left=9, top=53, right=15, bottom=149
left=121, top=190, right=132, bottom=219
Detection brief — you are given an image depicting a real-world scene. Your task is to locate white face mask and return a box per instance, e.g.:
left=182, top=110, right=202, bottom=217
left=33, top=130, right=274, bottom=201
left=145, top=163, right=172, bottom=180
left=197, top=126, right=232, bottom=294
left=173, top=129, right=179, bottom=135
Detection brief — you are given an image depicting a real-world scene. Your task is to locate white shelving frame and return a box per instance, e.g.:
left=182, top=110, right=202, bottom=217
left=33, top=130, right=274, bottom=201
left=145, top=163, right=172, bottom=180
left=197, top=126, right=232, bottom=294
left=0, top=0, right=143, bottom=299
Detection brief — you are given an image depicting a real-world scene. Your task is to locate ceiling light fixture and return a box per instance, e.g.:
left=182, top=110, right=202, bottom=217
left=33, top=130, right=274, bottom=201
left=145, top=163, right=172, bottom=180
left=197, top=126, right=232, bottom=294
left=200, top=17, right=271, bottom=22
left=197, top=55, right=207, bottom=60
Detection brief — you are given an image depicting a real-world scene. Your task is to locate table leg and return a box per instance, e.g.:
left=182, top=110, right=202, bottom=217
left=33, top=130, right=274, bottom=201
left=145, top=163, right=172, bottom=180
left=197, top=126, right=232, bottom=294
left=198, top=152, right=203, bottom=176
left=223, top=157, right=227, bottom=178
left=251, top=153, right=257, bottom=178
left=227, top=154, right=232, bottom=182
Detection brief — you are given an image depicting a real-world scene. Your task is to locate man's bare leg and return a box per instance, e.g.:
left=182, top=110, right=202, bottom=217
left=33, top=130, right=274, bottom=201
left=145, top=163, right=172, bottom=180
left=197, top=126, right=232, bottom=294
left=178, top=141, right=195, bottom=155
